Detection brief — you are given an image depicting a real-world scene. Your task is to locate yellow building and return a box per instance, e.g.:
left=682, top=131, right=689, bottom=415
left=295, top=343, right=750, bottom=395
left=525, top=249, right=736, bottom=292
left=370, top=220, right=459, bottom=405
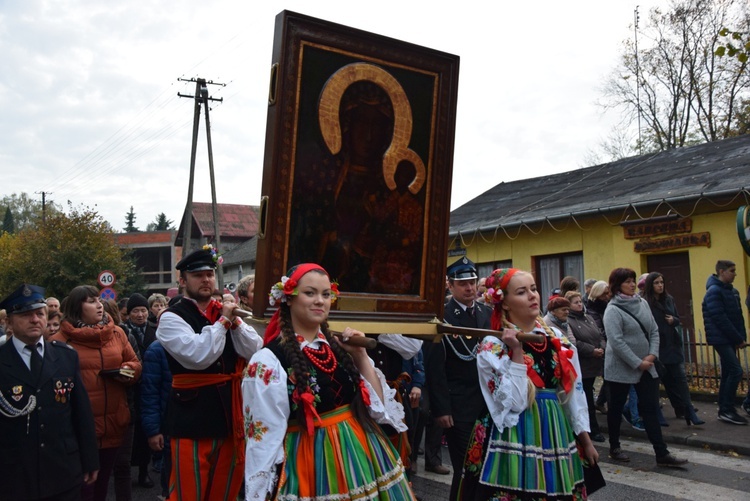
left=448, top=135, right=750, bottom=361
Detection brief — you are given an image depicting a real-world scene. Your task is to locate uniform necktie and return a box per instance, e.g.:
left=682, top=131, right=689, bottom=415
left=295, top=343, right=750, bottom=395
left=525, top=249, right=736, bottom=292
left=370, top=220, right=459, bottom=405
left=26, top=343, right=43, bottom=382
left=467, top=305, right=475, bottom=318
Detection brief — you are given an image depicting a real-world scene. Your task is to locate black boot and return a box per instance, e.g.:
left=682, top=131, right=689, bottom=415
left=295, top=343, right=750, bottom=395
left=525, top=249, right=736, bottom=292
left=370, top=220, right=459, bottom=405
left=138, top=468, right=154, bottom=488
left=685, top=404, right=705, bottom=426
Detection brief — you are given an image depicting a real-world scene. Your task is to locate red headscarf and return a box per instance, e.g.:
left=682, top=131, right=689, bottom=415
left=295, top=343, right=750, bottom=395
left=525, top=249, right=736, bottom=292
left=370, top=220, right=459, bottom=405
left=484, top=268, right=520, bottom=331
left=264, top=263, right=329, bottom=346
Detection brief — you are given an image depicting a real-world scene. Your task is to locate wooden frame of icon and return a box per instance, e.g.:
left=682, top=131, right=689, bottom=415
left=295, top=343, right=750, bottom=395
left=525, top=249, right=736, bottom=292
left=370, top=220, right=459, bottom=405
left=252, top=10, right=460, bottom=325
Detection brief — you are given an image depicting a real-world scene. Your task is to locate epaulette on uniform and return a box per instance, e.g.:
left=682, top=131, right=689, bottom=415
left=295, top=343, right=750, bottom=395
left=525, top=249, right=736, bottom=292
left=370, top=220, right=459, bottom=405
left=49, top=340, right=75, bottom=350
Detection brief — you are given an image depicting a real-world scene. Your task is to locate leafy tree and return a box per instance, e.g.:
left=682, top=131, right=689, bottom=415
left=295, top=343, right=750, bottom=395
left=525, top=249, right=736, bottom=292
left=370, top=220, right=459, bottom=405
left=2, top=208, right=14, bottom=234
left=123, top=206, right=139, bottom=232
left=0, top=204, right=140, bottom=298
left=0, top=192, right=61, bottom=231
left=146, top=212, right=175, bottom=231
left=716, top=27, right=750, bottom=63
left=600, top=0, right=750, bottom=155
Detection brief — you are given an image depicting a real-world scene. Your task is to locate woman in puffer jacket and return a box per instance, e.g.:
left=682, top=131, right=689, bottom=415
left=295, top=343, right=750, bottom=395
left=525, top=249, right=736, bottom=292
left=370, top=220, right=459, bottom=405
left=51, top=285, right=142, bottom=501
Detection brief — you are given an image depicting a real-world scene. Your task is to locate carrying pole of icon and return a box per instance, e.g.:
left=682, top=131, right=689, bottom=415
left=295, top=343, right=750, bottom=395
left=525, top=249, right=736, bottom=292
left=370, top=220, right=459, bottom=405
left=178, top=77, right=226, bottom=287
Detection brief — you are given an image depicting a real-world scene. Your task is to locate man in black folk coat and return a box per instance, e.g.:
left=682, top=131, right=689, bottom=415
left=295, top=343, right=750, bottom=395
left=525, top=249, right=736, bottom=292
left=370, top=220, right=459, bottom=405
left=0, top=284, right=98, bottom=501
left=427, top=257, right=492, bottom=500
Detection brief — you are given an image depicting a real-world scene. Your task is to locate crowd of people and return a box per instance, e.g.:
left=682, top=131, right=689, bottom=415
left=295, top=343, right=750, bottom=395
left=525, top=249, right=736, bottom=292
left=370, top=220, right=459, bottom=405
left=1, top=252, right=749, bottom=501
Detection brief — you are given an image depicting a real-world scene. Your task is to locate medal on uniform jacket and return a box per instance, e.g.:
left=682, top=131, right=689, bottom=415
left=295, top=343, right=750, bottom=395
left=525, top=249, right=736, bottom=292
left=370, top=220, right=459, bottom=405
left=12, top=385, right=23, bottom=402
left=54, top=378, right=74, bottom=403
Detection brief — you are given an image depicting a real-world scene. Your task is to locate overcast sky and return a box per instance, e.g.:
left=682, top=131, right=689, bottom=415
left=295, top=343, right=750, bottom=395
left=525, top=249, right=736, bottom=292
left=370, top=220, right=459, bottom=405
left=0, top=0, right=665, bottom=231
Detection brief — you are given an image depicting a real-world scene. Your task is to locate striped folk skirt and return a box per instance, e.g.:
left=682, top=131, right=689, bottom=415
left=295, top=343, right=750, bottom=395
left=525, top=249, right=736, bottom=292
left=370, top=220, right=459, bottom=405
left=277, top=405, right=415, bottom=501
left=459, top=389, right=586, bottom=500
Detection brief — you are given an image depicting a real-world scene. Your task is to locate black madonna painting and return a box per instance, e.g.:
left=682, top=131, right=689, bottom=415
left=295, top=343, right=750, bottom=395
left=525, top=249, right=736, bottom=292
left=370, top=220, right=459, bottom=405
left=254, top=11, right=459, bottom=322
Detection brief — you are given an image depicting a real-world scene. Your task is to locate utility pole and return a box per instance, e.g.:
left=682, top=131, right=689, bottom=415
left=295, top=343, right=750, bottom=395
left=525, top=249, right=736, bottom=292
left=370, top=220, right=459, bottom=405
left=178, top=77, right=226, bottom=287
left=35, top=191, right=52, bottom=223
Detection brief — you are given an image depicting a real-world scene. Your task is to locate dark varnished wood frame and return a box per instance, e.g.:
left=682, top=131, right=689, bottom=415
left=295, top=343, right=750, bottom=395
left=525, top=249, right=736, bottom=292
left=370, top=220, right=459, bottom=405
left=253, top=10, right=459, bottom=324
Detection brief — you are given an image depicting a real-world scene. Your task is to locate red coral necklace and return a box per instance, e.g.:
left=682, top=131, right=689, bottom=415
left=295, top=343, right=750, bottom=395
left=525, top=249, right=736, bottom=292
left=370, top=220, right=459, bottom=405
left=303, top=343, right=338, bottom=374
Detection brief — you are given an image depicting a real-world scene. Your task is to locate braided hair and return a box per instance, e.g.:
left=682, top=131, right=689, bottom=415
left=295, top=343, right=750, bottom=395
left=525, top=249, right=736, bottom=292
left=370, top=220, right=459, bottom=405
left=277, top=270, right=375, bottom=433
left=484, top=269, right=570, bottom=405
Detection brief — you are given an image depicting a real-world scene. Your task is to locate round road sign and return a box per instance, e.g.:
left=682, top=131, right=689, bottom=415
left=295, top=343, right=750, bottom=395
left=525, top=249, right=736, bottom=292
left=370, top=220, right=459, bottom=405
left=100, top=287, right=117, bottom=301
left=98, top=270, right=116, bottom=288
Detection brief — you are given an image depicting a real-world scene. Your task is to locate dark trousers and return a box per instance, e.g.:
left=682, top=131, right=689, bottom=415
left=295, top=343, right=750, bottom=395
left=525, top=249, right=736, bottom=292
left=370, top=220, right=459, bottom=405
left=595, top=379, right=609, bottom=406
left=113, top=424, right=134, bottom=501
left=657, top=362, right=692, bottom=414
left=405, top=404, right=422, bottom=476
left=582, top=377, right=601, bottom=434
left=40, top=485, right=82, bottom=501
left=445, top=420, right=474, bottom=501
left=81, top=447, right=119, bottom=501
left=713, top=343, right=743, bottom=413
left=607, top=373, right=669, bottom=457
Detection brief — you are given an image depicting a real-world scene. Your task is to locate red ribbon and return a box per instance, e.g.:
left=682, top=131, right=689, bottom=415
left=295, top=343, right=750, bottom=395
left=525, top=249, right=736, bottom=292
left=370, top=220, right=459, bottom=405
left=358, top=379, right=371, bottom=406
left=202, top=299, right=224, bottom=323
left=293, top=387, right=321, bottom=435
left=551, top=337, right=577, bottom=393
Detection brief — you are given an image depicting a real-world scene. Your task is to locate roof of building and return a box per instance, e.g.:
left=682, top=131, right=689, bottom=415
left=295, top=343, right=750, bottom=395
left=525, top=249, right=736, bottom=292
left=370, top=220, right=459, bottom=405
left=220, top=236, right=257, bottom=267
left=113, top=230, right=176, bottom=246
left=449, top=134, right=750, bottom=236
left=176, top=203, right=260, bottom=242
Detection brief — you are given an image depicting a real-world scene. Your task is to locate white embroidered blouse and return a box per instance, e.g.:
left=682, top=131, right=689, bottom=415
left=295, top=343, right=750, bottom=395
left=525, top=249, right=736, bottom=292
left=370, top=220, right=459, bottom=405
left=477, top=326, right=590, bottom=436
left=241, top=335, right=407, bottom=500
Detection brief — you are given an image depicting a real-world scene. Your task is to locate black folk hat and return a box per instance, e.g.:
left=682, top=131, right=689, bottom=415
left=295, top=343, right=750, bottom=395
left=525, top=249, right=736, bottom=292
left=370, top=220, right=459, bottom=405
left=176, top=248, right=217, bottom=273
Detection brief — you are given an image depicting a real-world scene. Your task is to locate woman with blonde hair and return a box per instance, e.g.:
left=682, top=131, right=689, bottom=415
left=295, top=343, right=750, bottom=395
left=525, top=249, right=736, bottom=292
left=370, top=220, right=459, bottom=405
left=458, top=268, right=597, bottom=500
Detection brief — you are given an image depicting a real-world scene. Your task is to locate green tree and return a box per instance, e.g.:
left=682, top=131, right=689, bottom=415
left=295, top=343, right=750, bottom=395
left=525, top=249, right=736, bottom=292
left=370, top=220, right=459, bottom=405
left=2, top=207, right=14, bottom=234
left=716, top=27, right=750, bottom=63
left=0, top=192, right=61, bottom=231
left=123, top=206, right=139, bottom=232
left=600, top=0, right=750, bottom=155
left=146, top=212, right=174, bottom=231
left=0, top=204, right=140, bottom=298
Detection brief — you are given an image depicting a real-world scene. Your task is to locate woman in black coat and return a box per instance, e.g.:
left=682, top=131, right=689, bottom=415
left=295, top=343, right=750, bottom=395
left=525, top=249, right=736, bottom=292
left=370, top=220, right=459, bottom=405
left=567, top=291, right=606, bottom=442
left=643, top=272, right=704, bottom=425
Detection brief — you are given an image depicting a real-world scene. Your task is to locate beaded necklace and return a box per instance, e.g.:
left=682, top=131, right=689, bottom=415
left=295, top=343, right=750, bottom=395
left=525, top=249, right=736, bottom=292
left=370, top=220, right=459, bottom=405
left=525, top=334, right=548, bottom=353
left=302, top=342, right=338, bottom=374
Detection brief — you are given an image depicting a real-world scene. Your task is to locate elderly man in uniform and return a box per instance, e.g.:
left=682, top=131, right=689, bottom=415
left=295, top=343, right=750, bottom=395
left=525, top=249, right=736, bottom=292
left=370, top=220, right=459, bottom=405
left=157, top=246, right=263, bottom=500
left=426, top=257, right=492, bottom=500
left=0, top=284, right=99, bottom=500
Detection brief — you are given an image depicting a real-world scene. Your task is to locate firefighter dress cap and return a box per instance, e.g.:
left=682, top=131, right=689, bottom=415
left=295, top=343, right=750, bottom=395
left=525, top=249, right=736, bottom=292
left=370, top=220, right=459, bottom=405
left=175, top=248, right=217, bottom=272
left=447, top=257, right=478, bottom=281
left=0, top=284, right=47, bottom=314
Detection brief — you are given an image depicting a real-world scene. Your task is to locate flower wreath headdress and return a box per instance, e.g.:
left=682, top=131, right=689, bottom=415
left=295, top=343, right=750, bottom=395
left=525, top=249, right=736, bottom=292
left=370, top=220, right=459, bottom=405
left=268, top=266, right=339, bottom=306
left=202, top=244, right=224, bottom=266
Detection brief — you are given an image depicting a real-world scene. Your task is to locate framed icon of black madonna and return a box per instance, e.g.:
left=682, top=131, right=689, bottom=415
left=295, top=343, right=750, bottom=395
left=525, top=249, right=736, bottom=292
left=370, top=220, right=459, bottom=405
left=253, top=10, right=460, bottom=324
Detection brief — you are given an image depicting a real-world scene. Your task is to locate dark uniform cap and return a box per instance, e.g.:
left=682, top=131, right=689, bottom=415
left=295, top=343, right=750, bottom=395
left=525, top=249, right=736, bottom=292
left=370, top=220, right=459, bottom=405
left=0, top=284, right=47, bottom=314
left=175, top=248, right=217, bottom=272
left=447, top=257, right=478, bottom=281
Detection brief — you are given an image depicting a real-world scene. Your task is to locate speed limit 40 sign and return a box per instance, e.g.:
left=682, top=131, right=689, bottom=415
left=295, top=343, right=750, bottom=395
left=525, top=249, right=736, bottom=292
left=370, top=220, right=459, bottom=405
left=98, top=270, right=116, bottom=288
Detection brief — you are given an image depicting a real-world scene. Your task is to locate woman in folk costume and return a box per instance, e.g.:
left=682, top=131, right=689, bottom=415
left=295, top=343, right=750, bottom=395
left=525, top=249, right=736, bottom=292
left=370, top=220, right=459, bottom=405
left=242, top=263, right=415, bottom=500
left=458, top=269, right=598, bottom=501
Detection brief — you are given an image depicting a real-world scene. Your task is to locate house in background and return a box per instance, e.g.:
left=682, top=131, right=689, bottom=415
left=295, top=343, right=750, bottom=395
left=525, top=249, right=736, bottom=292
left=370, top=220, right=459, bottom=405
left=175, top=202, right=261, bottom=289
left=449, top=134, right=750, bottom=353
left=175, top=202, right=260, bottom=254
left=221, top=236, right=258, bottom=290
left=113, top=230, right=178, bottom=295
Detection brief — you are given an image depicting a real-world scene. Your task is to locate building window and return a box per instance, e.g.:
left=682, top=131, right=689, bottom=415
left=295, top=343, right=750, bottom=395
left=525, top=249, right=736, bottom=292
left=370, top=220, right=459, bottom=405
left=477, top=260, right=513, bottom=280
left=535, top=252, right=583, bottom=301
